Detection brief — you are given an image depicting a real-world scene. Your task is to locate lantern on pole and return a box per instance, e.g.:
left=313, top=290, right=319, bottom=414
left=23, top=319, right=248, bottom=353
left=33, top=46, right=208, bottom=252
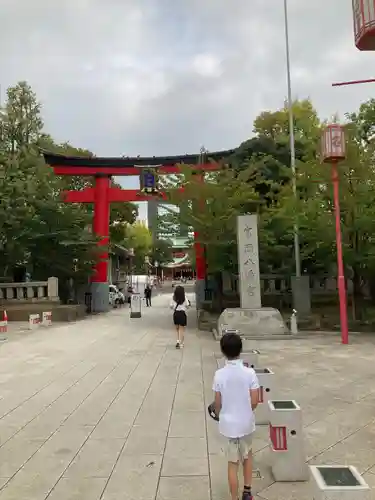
left=321, top=125, right=346, bottom=162
left=321, top=124, right=349, bottom=345
left=352, top=0, right=375, bottom=50
left=140, top=168, right=159, bottom=194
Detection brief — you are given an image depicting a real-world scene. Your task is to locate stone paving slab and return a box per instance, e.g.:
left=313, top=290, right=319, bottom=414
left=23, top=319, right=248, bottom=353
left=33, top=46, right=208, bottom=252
left=0, top=293, right=373, bottom=498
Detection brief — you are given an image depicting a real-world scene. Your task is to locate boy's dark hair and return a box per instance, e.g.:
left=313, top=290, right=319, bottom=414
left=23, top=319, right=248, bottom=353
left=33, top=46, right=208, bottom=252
left=220, top=333, right=242, bottom=360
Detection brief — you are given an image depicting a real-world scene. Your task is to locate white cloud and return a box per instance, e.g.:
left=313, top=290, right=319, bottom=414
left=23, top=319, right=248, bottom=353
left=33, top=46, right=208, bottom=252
left=191, top=54, right=223, bottom=78
left=0, top=0, right=372, bottom=158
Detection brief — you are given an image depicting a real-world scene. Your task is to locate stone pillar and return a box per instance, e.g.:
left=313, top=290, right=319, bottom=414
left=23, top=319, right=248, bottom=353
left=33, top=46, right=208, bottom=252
left=237, top=215, right=261, bottom=309
left=291, top=275, right=311, bottom=316
left=222, top=271, right=232, bottom=293
left=47, top=277, right=59, bottom=301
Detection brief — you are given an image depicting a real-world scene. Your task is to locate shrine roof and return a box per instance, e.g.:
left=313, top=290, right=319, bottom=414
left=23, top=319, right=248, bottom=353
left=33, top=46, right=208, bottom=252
left=164, top=254, right=190, bottom=268
left=41, top=149, right=235, bottom=168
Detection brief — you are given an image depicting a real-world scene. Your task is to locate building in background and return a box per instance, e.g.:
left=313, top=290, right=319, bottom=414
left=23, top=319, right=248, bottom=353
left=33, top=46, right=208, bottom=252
left=108, top=244, right=134, bottom=292
left=162, top=236, right=194, bottom=280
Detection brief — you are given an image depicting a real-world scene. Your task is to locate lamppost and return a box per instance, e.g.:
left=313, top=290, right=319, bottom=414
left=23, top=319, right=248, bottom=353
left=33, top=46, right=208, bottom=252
left=332, top=0, right=375, bottom=88
left=154, top=260, right=159, bottom=280
left=321, top=124, right=349, bottom=345
left=283, top=0, right=301, bottom=279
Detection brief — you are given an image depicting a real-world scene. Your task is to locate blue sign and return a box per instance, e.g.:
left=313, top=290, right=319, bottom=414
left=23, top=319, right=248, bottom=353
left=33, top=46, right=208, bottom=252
left=143, top=171, right=156, bottom=188
left=140, top=169, right=158, bottom=193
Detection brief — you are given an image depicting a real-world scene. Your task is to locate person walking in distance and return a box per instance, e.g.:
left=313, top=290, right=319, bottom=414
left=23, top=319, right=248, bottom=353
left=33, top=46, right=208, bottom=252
left=212, top=333, right=259, bottom=500
left=144, top=284, right=152, bottom=307
left=170, top=285, right=190, bottom=349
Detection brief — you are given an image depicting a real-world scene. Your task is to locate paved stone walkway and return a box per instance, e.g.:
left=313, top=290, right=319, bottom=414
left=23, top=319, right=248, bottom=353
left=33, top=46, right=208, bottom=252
left=0, top=293, right=374, bottom=499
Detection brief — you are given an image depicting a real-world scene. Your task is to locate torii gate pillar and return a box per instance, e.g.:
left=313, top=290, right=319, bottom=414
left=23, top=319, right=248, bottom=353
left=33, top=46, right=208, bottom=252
left=194, top=173, right=206, bottom=308
left=91, top=175, right=111, bottom=313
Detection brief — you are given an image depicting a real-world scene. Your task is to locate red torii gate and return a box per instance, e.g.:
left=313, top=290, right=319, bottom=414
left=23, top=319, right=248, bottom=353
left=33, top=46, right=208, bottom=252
left=42, top=150, right=233, bottom=312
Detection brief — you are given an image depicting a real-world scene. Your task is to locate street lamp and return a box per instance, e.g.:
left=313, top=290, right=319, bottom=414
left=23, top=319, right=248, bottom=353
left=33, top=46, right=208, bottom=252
left=283, top=0, right=301, bottom=279
left=154, top=260, right=159, bottom=279
left=321, top=124, right=349, bottom=345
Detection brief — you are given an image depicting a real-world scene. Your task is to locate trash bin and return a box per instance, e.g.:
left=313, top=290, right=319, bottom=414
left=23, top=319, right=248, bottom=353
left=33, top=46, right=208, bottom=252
left=254, top=368, right=274, bottom=424
left=268, top=400, right=308, bottom=482
left=242, top=349, right=260, bottom=368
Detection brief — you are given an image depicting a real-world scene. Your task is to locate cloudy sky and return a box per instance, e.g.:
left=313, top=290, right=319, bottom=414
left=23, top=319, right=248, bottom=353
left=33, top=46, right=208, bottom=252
left=1, top=0, right=374, bottom=220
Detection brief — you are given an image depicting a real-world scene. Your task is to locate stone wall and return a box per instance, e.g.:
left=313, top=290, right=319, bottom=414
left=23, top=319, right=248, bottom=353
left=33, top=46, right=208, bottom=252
left=0, top=277, right=59, bottom=303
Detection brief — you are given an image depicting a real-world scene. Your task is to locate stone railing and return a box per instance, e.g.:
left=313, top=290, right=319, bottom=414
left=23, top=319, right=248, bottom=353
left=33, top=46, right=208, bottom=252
left=261, top=275, right=290, bottom=295
left=0, top=277, right=59, bottom=302
left=226, top=274, right=354, bottom=296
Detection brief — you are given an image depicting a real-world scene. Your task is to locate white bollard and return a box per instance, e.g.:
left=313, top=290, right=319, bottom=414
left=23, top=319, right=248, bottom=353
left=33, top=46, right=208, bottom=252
left=29, top=314, right=40, bottom=330
left=42, top=312, right=52, bottom=326
left=130, top=293, right=142, bottom=319
left=242, top=349, right=260, bottom=369
left=290, top=309, right=298, bottom=334
left=0, top=321, right=7, bottom=334
left=254, top=368, right=274, bottom=424
left=310, top=465, right=370, bottom=500
left=268, top=400, right=308, bottom=482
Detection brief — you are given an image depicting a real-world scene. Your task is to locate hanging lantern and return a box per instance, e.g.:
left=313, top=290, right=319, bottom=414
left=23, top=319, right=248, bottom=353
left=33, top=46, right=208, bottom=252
left=140, top=168, right=159, bottom=194
left=321, top=125, right=346, bottom=163
left=352, top=0, right=375, bottom=50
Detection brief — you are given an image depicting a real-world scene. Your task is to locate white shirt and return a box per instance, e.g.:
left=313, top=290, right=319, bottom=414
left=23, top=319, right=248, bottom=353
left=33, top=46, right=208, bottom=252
left=212, top=360, right=260, bottom=438
left=170, top=299, right=190, bottom=312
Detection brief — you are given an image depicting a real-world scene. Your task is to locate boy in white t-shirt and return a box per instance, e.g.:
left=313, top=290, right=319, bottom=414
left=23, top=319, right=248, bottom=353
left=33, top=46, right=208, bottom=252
left=212, top=333, right=260, bottom=500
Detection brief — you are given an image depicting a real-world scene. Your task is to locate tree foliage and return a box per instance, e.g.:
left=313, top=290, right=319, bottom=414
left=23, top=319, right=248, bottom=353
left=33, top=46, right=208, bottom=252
left=0, top=81, right=137, bottom=299
left=158, top=97, right=375, bottom=311
left=124, top=222, right=152, bottom=273
left=150, top=238, right=174, bottom=266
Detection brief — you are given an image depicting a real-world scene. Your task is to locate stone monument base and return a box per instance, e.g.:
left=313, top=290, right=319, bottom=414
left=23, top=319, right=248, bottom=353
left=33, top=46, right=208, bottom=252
left=216, top=307, right=289, bottom=339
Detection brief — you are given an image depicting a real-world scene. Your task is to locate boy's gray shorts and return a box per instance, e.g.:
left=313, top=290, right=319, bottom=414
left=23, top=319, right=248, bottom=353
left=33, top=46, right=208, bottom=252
left=226, top=434, right=253, bottom=462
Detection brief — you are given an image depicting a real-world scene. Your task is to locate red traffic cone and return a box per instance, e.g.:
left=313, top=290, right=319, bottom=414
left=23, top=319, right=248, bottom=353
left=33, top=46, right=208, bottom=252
left=3, top=310, right=7, bottom=323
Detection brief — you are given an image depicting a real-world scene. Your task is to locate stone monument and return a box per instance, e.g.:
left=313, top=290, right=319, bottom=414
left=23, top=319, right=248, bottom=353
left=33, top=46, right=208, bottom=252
left=237, top=214, right=261, bottom=309
left=217, top=214, right=288, bottom=338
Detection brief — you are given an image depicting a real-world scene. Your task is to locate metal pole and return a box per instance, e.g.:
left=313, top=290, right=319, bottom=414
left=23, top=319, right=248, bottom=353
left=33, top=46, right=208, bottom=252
left=332, top=78, right=375, bottom=87
left=331, top=161, right=349, bottom=344
left=283, top=0, right=301, bottom=277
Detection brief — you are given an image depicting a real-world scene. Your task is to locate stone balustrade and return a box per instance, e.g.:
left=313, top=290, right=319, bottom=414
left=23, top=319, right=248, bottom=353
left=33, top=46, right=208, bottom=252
left=0, top=277, right=59, bottom=302
left=227, top=274, right=354, bottom=296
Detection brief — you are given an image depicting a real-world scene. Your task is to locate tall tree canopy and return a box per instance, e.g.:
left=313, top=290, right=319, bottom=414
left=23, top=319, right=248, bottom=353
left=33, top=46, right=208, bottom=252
left=0, top=81, right=137, bottom=293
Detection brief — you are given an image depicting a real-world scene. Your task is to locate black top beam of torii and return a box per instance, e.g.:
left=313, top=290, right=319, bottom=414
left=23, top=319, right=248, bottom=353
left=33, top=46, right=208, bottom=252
left=41, top=149, right=235, bottom=169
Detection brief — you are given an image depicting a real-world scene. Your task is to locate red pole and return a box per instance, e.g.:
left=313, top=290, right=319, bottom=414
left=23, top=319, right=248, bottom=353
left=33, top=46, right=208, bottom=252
left=92, top=175, right=110, bottom=284
left=331, top=161, right=349, bottom=344
left=194, top=173, right=206, bottom=281
left=332, top=78, right=375, bottom=87
left=194, top=233, right=206, bottom=280
left=193, top=173, right=206, bottom=306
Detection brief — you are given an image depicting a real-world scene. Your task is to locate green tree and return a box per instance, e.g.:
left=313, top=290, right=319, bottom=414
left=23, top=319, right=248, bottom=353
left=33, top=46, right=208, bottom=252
left=150, top=238, right=174, bottom=266
left=125, top=222, right=152, bottom=273
left=2, top=81, right=43, bottom=154
left=253, top=98, right=321, bottom=159
left=0, top=82, right=99, bottom=296
left=162, top=165, right=260, bottom=275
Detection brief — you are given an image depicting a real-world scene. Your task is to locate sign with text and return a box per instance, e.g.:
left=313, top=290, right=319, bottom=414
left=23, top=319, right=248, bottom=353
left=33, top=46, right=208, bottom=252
left=130, top=293, right=142, bottom=318
left=140, top=168, right=159, bottom=194
left=237, top=215, right=261, bottom=309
